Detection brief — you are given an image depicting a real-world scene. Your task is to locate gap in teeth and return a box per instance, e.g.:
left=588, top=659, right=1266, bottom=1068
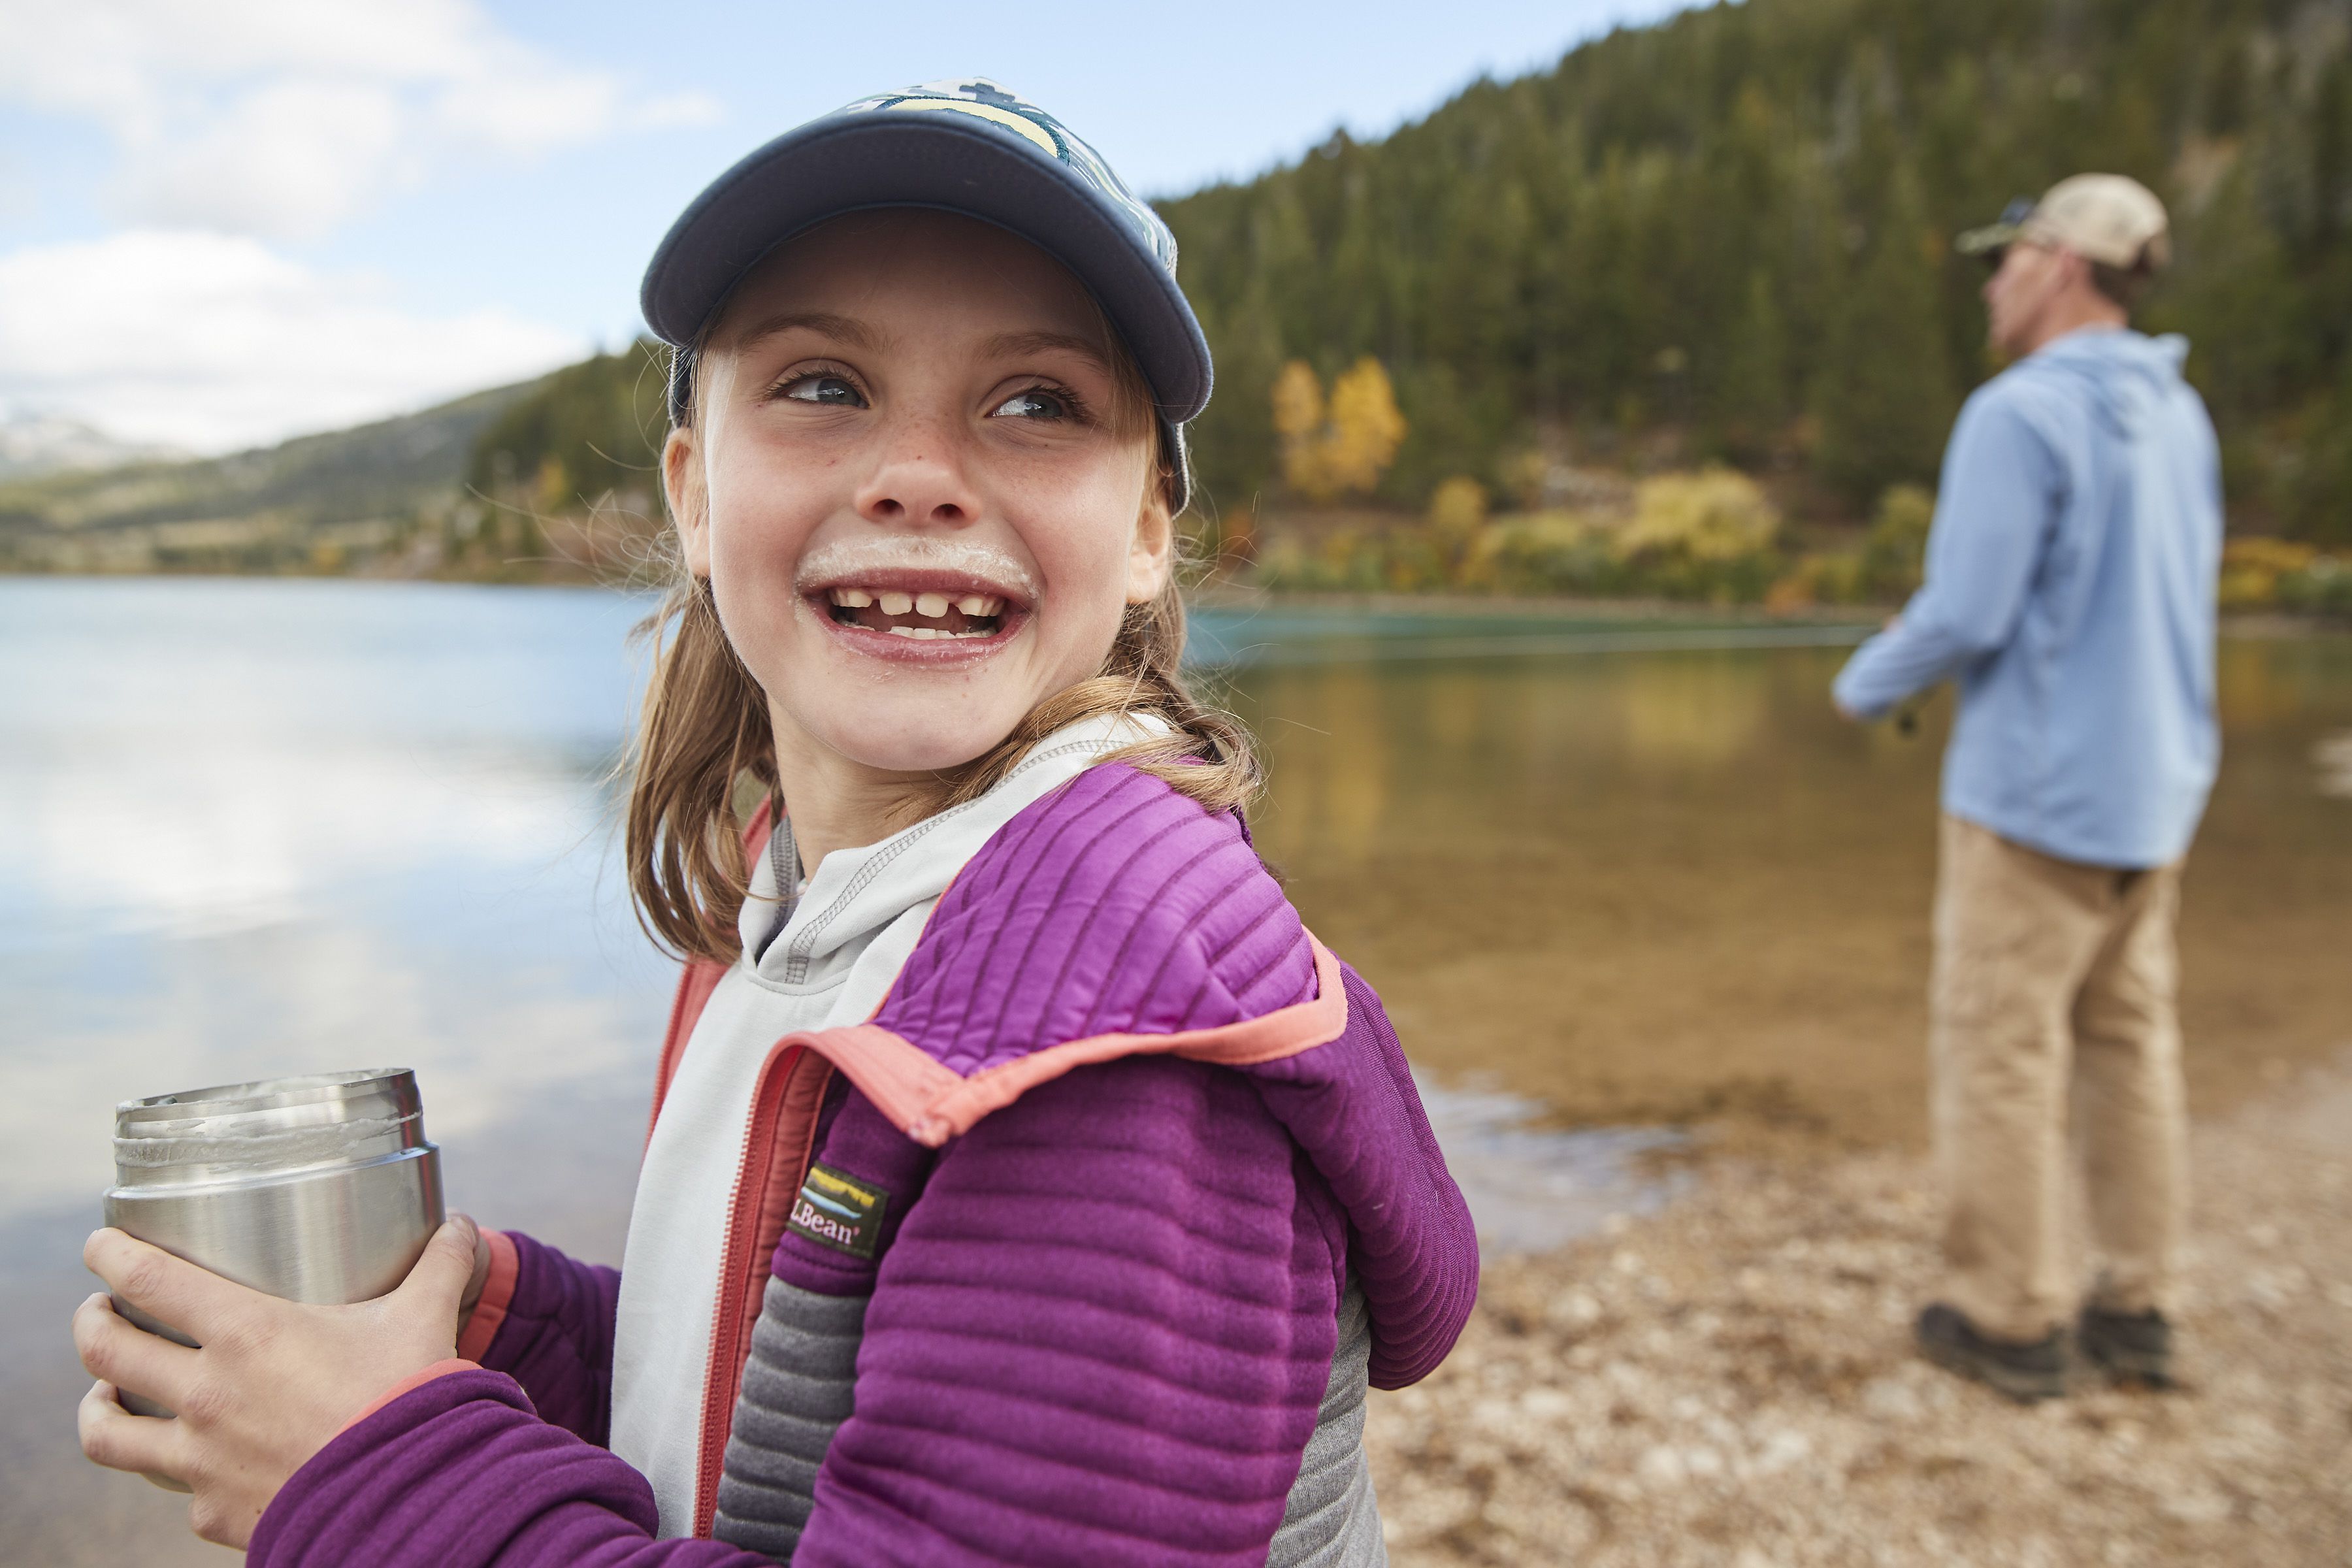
left=827, top=586, right=1004, bottom=619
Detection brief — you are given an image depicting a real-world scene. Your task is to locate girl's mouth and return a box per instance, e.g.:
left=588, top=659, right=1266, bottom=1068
left=796, top=539, right=1037, bottom=663
left=802, top=573, right=1032, bottom=663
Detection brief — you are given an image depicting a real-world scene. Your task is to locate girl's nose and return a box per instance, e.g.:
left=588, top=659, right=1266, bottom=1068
left=855, top=418, right=979, bottom=529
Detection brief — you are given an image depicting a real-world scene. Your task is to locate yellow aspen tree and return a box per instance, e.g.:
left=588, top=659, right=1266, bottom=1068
left=1324, top=357, right=1407, bottom=496
left=1271, top=361, right=1335, bottom=500
left=1271, top=356, right=1408, bottom=503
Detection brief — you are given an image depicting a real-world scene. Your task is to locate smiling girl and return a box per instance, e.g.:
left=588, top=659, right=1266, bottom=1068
left=73, top=80, right=1476, bottom=1567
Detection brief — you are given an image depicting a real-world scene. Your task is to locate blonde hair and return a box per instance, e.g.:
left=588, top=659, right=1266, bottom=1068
left=625, top=336, right=1256, bottom=964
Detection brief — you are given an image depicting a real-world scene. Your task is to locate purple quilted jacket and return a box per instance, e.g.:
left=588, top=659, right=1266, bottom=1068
left=249, top=764, right=1477, bottom=1566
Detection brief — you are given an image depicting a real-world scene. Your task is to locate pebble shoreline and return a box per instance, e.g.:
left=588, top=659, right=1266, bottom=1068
left=1364, top=1056, right=2352, bottom=1566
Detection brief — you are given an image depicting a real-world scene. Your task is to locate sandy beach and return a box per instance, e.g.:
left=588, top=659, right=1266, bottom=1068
left=1363, top=1053, right=2352, bottom=1566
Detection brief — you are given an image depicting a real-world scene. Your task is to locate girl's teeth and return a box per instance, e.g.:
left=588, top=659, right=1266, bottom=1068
left=913, top=592, right=950, bottom=618
left=956, top=595, right=1001, bottom=616
left=831, top=587, right=874, bottom=608
left=876, top=591, right=914, bottom=616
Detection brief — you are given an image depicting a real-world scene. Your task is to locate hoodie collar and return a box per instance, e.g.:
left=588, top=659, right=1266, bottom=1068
left=737, top=711, right=1169, bottom=990
left=2025, top=326, right=2189, bottom=434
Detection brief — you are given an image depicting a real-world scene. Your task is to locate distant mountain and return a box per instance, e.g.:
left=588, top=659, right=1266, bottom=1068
left=0, top=413, right=182, bottom=480
left=0, top=378, right=546, bottom=576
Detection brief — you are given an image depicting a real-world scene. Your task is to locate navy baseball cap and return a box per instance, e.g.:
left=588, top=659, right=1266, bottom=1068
left=640, top=78, right=1210, bottom=510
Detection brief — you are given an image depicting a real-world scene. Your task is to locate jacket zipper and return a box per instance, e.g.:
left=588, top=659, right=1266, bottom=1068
left=693, top=1041, right=832, bottom=1537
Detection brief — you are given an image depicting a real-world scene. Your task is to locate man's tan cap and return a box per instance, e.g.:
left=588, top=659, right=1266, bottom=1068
left=1957, top=174, right=2171, bottom=269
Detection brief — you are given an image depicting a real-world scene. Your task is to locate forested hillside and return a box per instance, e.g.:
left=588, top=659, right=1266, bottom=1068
left=1162, top=0, right=2351, bottom=537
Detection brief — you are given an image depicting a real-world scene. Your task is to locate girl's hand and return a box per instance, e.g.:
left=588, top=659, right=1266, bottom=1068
left=73, top=1216, right=483, bottom=1549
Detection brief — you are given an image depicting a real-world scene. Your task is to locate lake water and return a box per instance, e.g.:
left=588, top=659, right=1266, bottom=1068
left=3, top=577, right=2346, bottom=1562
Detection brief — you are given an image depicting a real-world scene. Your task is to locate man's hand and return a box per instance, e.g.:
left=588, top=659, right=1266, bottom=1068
left=1833, top=613, right=1907, bottom=721
left=73, top=1217, right=482, bottom=1549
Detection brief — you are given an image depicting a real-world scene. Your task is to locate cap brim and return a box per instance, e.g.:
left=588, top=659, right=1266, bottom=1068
left=1955, top=221, right=2021, bottom=257
left=640, top=114, right=1211, bottom=423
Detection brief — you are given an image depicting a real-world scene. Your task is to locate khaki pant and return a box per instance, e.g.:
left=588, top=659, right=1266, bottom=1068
left=1929, top=815, right=2187, bottom=1342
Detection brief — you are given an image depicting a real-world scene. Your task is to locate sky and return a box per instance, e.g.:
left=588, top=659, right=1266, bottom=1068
left=0, top=0, right=1693, bottom=455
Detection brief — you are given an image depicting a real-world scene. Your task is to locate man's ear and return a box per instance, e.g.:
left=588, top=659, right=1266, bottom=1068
left=662, top=425, right=711, bottom=578
left=1126, top=474, right=1176, bottom=605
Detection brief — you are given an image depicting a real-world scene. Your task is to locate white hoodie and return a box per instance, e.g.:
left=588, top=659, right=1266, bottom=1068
left=610, top=713, right=1160, bottom=1535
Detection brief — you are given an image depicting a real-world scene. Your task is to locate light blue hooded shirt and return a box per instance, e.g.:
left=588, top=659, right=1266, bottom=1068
left=1833, top=327, right=2223, bottom=869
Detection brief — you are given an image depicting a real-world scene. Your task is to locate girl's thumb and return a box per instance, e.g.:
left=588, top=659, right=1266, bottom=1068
left=399, top=1215, right=482, bottom=1308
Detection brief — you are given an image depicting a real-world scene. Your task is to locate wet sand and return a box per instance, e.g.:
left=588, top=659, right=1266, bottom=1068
left=1364, top=1052, right=2352, bottom=1565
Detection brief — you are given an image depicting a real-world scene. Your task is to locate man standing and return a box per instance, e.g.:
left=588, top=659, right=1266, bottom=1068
left=1833, top=174, right=2223, bottom=1401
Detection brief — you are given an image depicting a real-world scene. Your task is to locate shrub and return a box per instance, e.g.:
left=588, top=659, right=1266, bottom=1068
left=1472, top=512, right=1620, bottom=596
left=2276, top=553, right=2351, bottom=617
left=1863, top=484, right=1934, bottom=598
left=2219, top=537, right=2319, bottom=609
left=1616, top=468, right=1782, bottom=564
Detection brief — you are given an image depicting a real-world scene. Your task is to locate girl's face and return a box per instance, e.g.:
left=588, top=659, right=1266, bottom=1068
left=664, top=209, right=1172, bottom=777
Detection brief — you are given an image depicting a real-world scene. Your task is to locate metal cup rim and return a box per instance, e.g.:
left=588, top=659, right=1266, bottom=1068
left=115, top=1068, right=419, bottom=1128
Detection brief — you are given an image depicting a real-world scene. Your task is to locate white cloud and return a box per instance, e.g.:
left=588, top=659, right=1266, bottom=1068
left=0, top=0, right=675, bottom=240
left=0, top=230, right=587, bottom=452
left=632, top=91, right=728, bottom=131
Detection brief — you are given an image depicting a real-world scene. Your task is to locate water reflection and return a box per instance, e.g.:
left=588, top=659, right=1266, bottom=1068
left=1416, top=1077, right=1686, bottom=1257
left=2317, top=731, right=2352, bottom=798
left=0, top=580, right=672, bottom=1215
left=1238, top=632, right=2352, bottom=1152
left=1614, top=654, right=1773, bottom=768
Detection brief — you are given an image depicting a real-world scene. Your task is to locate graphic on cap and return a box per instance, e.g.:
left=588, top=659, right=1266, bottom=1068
left=834, top=78, right=1181, bottom=274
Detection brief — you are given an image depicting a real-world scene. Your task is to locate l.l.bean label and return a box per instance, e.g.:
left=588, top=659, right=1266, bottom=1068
left=786, top=1162, right=890, bottom=1260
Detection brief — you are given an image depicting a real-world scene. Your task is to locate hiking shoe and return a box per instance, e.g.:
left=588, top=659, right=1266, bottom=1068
left=2078, top=1306, right=2174, bottom=1387
left=1913, top=1303, right=2068, bottom=1403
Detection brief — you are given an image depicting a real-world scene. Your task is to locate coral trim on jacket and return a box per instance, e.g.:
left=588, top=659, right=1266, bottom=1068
left=334, top=1358, right=480, bottom=1438
left=455, top=1228, right=520, bottom=1363
left=647, top=798, right=776, bottom=1146
left=817, top=933, right=1348, bottom=1146
left=691, top=1041, right=834, bottom=1539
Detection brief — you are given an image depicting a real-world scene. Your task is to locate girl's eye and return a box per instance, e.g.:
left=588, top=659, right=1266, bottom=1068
left=991, top=388, right=1070, bottom=421
left=782, top=374, right=865, bottom=408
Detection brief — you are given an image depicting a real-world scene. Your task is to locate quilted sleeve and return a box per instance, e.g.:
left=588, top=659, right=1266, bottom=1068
left=789, top=1054, right=1347, bottom=1568
left=248, top=1371, right=778, bottom=1568
left=1246, top=964, right=1479, bottom=1388
left=471, top=1230, right=624, bottom=1445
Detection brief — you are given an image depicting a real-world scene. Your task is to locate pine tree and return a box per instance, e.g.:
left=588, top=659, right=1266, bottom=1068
left=1810, top=172, right=1957, bottom=508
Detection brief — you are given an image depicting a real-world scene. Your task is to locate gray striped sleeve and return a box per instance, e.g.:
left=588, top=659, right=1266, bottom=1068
left=1268, top=1278, right=1387, bottom=1567
left=711, top=1277, right=870, bottom=1562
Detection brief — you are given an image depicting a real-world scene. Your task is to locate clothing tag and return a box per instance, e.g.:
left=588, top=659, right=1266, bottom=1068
left=786, top=1162, right=891, bottom=1259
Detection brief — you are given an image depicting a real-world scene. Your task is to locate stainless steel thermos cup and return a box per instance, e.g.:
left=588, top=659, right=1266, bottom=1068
left=102, top=1068, right=445, bottom=1418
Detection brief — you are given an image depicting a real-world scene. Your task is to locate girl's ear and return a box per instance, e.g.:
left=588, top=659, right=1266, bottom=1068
left=1125, top=476, right=1175, bottom=605
left=662, top=424, right=711, bottom=578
